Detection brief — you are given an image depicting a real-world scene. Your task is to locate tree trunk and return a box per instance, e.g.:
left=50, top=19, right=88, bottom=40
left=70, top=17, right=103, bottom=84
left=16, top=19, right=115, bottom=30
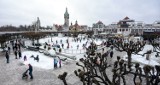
left=62, top=79, right=68, bottom=85
left=127, top=52, right=132, bottom=70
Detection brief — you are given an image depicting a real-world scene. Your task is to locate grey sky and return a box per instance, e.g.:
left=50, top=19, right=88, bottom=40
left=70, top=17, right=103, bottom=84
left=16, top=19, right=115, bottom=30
left=0, top=0, right=160, bottom=27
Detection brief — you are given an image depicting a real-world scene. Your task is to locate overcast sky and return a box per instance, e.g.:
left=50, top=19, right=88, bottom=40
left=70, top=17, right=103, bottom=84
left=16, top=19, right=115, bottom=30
left=0, top=0, right=160, bottom=27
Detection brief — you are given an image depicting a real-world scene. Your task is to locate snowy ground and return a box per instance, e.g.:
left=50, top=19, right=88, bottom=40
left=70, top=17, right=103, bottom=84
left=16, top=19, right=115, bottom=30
left=123, top=44, right=160, bottom=67
left=21, top=51, right=55, bottom=69
left=21, top=36, right=104, bottom=70
left=38, top=36, right=103, bottom=54
left=22, top=36, right=160, bottom=70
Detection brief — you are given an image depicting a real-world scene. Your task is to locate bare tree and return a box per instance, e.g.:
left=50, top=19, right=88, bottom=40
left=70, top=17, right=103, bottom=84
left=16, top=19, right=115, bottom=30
left=113, top=38, right=145, bottom=70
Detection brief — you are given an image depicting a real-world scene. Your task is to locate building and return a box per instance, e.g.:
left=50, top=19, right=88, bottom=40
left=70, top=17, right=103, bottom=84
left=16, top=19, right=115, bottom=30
left=63, top=7, right=69, bottom=31
left=92, top=21, right=106, bottom=35
left=116, top=16, right=135, bottom=36
left=93, top=17, right=160, bottom=37
left=69, top=21, right=88, bottom=32
left=53, top=8, right=70, bottom=32
left=30, top=17, right=41, bottom=32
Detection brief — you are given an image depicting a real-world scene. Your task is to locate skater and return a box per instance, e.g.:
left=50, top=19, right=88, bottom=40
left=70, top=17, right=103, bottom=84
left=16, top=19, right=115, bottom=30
left=56, top=40, right=58, bottom=44
left=60, top=39, right=62, bottom=43
left=18, top=50, right=22, bottom=59
left=77, top=45, right=79, bottom=49
left=28, top=64, right=33, bottom=79
left=59, top=59, right=61, bottom=68
left=14, top=50, right=18, bottom=59
left=102, top=48, right=104, bottom=53
left=110, top=50, right=114, bottom=58
left=8, top=46, right=11, bottom=54
left=24, top=55, right=27, bottom=61
left=35, top=55, right=39, bottom=62
left=18, top=44, right=21, bottom=50
left=54, top=58, right=57, bottom=68
left=67, top=43, right=69, bottom=49
left=5, top=51, right=9, bottom=63
left=61, top=44, right=64, bottom=49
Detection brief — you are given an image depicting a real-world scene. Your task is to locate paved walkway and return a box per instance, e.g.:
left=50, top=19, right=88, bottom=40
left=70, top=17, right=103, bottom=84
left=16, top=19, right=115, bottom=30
left=0, top=49, right=83, bottom=85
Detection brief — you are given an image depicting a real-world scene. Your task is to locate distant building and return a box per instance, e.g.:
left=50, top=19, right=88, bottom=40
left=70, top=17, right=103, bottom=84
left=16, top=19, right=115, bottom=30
left=117, top=16, right=134, bottom=36
left=69, top=21, right=88, bottom=32
left=92, top=21, right=106, bottom=35
left=53, top=8, right=70, bottom=32
left=63, top=7, right=69, bottom=31
left=92, top=17, right=160, bottom=37
left=30, top=17, right=41, bottom=32
left=53, top=8, right=89, bottom=32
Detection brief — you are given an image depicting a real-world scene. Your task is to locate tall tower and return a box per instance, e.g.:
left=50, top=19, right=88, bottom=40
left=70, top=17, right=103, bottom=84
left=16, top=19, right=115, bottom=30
left=35, top=17, right=40, bottom=32
left=64, top=7, right=69, bottom=27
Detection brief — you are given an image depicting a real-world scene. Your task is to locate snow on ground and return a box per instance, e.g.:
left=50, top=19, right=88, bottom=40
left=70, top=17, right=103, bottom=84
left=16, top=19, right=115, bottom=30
left=22, top=36, right=160, bottom=70
left=123, top=44, right=160, bottom=66
left=21, top=51, right=59, bottom=70
left=20, top=50, right=84, bottom=70
left=39, top=36, right=102, bottom=51
left=21, top=36, right=104, bottom=69
left=138, top=44, right=153, bottom=54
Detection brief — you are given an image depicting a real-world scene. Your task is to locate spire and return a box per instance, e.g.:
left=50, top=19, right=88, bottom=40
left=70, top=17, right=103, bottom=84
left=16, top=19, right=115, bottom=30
left=65, top=7, right=68, bottom=13
left=64, top=7, right=69, bottom=19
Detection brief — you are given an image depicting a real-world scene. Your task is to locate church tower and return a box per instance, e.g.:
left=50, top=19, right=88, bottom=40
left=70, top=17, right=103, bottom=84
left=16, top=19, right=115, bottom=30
left=64, top=7, right=69, bottom=27
left=35, top=17, right=40, bottom=32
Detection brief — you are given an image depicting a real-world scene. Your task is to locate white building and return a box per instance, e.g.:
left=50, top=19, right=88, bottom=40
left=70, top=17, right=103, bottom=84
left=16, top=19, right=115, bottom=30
left=92, top=21, right=106, bottom=35
left=92, top=17, right=160, bottom=37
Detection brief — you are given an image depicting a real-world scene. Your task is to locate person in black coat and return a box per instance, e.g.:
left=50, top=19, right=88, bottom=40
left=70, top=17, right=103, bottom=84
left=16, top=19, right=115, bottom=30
left=28, top=64, right=33, bottom=79
left=5, top=51, right=9, bottom=63
left=18, top=50, right=22, bottom=59
left=14, top=51, right=18, bottom=59
left=110, top=51, right=114, bottom=58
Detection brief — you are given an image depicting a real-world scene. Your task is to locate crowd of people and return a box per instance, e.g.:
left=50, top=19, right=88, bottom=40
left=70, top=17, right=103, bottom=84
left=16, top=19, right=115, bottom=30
left=3, top=36, right=116, bottom=81
left=4, top=39, right=34, bottom=80
left=5, top=39, right=22, bottom=63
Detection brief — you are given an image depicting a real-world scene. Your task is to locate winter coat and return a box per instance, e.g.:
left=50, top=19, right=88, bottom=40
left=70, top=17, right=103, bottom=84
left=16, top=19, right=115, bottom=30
left=28, top=65, right=33, bottom=72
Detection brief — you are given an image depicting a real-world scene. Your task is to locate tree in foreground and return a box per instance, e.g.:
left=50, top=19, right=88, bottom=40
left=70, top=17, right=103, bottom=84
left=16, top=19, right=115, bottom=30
left=113, top=38, right=146, bottom=69
left=58, top=40, right=160, bottom=85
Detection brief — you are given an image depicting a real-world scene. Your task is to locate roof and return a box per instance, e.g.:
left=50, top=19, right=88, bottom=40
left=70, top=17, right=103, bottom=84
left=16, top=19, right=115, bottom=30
left=97, top=21, right=103, bottom=24
left=123, top=16, right=130, bottom=20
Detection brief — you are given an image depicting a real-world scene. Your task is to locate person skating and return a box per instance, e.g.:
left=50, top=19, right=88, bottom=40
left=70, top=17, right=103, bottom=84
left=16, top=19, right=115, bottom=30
left=18, top=50, right=22, bottom=59
left=61, top=44, right=64, bottom=49
left=110, top=50, right=114, bottom=58
left=28, top=64, right=33, bottom=79
left=24, top=55, right=27, bottom=61
left=59, top=59, right=61, bottom=68
left=8, top=46, right=11, bottom=54
left=77, top=45, right=79, bottom=49
left=5, top=51, right=9, bottom=63
left=35, top=55, right=39, bottom=62
left=54, top=58, right=57, bottom=68
left=14, top=50, right=18, bottom=59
